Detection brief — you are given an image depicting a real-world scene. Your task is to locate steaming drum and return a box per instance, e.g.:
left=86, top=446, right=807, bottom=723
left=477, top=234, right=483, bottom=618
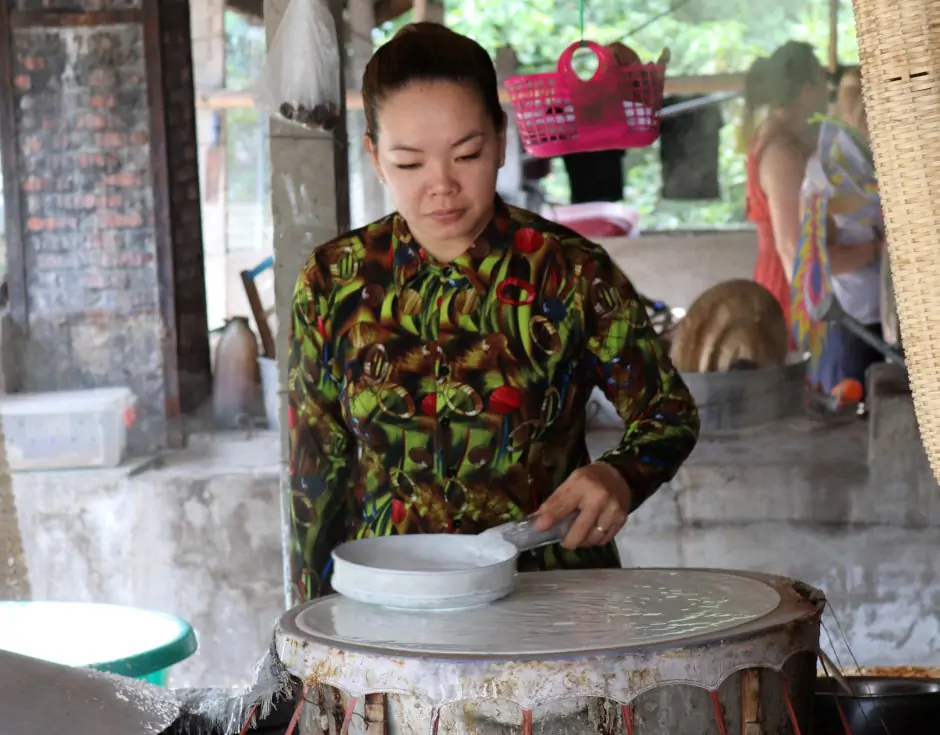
left=276, top=568, right=823, bottom=734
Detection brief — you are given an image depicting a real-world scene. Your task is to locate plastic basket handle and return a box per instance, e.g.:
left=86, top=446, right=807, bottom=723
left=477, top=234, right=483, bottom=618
left=557, top=41, right=613, bottom=89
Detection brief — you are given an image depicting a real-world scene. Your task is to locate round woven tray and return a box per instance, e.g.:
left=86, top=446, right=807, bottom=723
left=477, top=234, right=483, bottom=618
left=854, top=0, right=940, bottom=481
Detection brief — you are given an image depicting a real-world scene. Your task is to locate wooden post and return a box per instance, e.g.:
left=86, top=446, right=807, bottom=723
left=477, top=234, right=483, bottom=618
left=828, top=0, right=839, bottom=72
left=741, top=668, right=762, bottom=735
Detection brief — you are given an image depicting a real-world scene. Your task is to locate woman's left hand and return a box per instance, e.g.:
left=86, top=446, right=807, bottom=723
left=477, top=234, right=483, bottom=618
left=532, top=463, right=632, bottom=549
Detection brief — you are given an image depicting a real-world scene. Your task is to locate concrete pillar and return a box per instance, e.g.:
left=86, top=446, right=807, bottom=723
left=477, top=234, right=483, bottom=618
left=495, top=46, right=524, bottom=207
left=0, top=0, right=212, bottom=452
left=347, top=0, right=386, bottom=227
left=191, top=0, right=228, bottom=330
left=264, top=0, right=349, bottom=607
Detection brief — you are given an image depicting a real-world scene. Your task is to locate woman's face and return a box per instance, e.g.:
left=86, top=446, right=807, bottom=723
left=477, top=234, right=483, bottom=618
left=366, top=80, right=506, bottom=252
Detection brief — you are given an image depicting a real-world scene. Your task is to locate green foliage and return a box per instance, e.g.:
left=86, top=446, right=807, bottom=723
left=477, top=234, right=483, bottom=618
left=225, top=11, right=266, bottom=92
left=377, top=0, right=860, bottom=229
left=226, top=2, right=861, bottom=230
left=224, top=12, right=269, bottom=203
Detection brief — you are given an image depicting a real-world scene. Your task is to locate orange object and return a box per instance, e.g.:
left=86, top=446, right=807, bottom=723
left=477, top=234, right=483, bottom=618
left=831, top=378, right=864, bottom=405
left=607, top=42, right=641, bottom=67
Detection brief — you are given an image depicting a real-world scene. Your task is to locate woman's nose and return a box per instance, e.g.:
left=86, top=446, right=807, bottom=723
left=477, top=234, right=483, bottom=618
left=428, top=162, right=459, bottom=195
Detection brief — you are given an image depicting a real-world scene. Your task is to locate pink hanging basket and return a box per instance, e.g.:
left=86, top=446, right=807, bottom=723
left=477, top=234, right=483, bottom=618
left=504, top=41, right=665, bottom=159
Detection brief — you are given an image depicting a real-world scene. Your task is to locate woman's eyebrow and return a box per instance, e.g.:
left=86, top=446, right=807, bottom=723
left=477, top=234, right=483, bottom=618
left=388, top=132, right=483, bottom=153
left=450, top=132, right=483, bottom=147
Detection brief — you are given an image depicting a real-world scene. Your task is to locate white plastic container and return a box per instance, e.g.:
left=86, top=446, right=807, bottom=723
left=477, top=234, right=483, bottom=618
left=0, top=387, right=136, bottom=471
left=542, top=201, right=642, bottom=239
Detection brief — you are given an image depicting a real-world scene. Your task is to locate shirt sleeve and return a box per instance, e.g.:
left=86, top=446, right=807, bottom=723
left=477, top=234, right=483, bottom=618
left=288, top=256, right=357, bottom=600
left=581, top=250, right=700, bottom=513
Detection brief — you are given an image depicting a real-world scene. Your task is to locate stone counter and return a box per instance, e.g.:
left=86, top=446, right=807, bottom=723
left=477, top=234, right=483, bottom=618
left=12, top=431, right=283, bottom=689
left=12, top=415, right=940, bottom=689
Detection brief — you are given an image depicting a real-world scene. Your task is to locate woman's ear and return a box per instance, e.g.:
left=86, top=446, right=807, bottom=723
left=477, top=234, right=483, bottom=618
left=364, top=133, right=385, bottom=184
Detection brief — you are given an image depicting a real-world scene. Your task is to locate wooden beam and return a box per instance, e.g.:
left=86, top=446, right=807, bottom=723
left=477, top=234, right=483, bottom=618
left=373, top=0, right=412, bottom=24
left=828, top=0, right=839, bottom=72
left=198, top=73, right=745, bottom=111
left=229, top=0, right=414, bottom=26
left=8, top=9, right=142, bottom=27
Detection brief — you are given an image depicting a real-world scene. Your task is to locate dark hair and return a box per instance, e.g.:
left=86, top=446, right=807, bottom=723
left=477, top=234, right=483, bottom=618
left=740, top=41, right=822, bottom=146
left=361, top=22, right=506, bottom=141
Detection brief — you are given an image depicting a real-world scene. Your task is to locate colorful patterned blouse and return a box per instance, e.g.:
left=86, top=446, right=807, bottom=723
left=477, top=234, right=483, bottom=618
left=288, top=199, right=699, bottom=602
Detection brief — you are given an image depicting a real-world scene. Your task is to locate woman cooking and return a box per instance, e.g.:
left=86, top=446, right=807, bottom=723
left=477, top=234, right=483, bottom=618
left=287, top=22, right=700, bottom=604
left=743, top=41, right=830, bottom=331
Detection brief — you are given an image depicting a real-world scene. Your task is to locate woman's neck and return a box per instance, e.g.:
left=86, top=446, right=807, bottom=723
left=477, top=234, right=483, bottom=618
left=764, top=107, right=816, bottom=151
left=409, top=204, right=495, bottom=264
left=417, top=237, right=473, bottom=264
left=769, top=107, right=808, bottom=137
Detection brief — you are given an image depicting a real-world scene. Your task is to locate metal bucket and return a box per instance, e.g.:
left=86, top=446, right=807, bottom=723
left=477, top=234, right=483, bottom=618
left=681, top=353, right=809, bottom=432
left=815, top=676, right=940, bottom=735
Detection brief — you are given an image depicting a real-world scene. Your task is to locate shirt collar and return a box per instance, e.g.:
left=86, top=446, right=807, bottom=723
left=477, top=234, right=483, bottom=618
left=391, top=196, right=512, bottom=293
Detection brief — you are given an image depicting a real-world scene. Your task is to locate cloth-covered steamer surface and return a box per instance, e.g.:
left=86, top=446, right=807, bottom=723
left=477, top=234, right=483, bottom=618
left=0, top=648, right=181, bottom=734
left=853, top=0, right=940, bottom=481
left=277, top=568, right=823, bottom=734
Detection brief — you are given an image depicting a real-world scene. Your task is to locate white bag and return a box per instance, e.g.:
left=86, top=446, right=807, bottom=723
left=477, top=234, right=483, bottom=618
left=251, top=0, right=342, bottom=132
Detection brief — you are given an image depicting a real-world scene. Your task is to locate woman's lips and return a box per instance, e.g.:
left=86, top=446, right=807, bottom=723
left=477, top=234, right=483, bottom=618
left=428, top=208, right=466, bottom=224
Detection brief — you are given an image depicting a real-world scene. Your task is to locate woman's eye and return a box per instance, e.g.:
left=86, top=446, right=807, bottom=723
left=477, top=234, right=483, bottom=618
left=394, top=163, right=420, bottom=170
left=457, top=152, right=482, bottom=162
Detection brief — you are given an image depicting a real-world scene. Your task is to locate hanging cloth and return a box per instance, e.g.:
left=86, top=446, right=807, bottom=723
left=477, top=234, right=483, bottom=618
left=658, top=95, right=723, bottom=200
left=562, top=150, right=626, bottom=204
left=791, top=116, right=881, bottom=389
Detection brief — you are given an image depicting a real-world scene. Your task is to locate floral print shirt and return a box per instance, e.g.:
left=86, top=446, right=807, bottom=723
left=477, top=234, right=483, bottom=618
left=288, top=199, right=699, bottom=602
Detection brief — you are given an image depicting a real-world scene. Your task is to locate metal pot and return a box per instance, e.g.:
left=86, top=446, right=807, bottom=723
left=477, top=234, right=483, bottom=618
left=815, top=676, right=940, bottom=735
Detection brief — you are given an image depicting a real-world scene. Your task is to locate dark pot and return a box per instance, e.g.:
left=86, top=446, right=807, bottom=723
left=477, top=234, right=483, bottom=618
left=814, top=676, right=940, bottom=735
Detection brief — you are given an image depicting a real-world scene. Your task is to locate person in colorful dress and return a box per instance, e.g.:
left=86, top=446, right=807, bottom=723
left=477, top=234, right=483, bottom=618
left=742, top=41, right=830, bottom=335
left=791, top=66, right=885, bottom=397
left=287, top=22, right=700, bottom=604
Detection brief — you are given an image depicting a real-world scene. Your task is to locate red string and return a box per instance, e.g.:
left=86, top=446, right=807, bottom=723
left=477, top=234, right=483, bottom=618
left=284, top=684, right=310, bottom=735
left=777, top=673, right=804, bottom=735
left=710, top=691, right=729, bottom=735
left=834, top=696, right=855, bottom=735
left=338, top=695, right=358, bottom=735
left=237, top=704, right=258, bottom=735
left=523, top=709, right=534, bottom=735
left=621, top=703, right=635, bottom=735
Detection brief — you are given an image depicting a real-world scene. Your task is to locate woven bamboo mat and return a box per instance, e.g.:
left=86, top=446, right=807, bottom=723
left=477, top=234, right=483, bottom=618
left=854, top=0, right=940, bottom=482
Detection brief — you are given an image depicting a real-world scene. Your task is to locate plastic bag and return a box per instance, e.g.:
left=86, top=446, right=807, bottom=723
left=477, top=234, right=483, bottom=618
left=251, top=0, right=342, bottom=132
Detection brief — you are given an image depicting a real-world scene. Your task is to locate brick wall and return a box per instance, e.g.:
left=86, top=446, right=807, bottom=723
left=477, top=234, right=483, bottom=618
left=2, top=0, right=212, bottom=453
